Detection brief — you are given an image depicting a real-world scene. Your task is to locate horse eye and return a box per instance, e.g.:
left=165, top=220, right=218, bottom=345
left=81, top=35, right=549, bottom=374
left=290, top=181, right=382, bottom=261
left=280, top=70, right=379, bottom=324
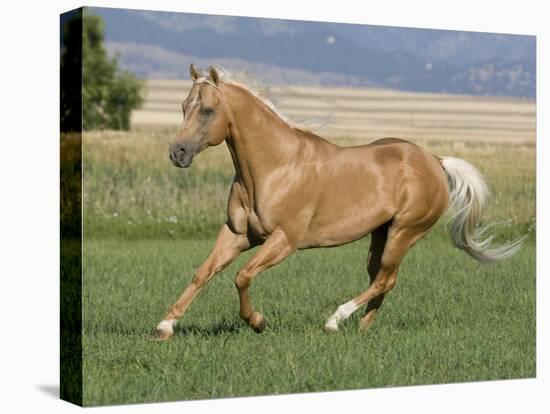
left=202, top=108, right=214, bottom=116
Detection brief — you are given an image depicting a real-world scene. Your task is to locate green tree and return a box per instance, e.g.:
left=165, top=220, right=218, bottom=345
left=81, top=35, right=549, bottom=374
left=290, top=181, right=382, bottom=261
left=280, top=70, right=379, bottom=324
left=81, top=10, right=142, bottom=130
left=60, top=9, right=83, bottom=132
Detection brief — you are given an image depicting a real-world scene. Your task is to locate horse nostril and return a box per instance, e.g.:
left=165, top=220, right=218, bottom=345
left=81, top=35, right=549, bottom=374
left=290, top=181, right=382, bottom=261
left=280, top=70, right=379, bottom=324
left=170, top=144, right=187, bottom=159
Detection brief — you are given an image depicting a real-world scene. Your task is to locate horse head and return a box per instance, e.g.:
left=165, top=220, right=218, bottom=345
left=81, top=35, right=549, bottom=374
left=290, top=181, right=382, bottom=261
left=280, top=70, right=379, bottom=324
left=169, top=64, right=230, bottom=168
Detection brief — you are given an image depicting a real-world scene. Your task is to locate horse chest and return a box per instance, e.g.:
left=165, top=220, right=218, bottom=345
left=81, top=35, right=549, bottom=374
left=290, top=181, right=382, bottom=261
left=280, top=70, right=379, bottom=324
left=247, top=211, right=270, bottom=239
left=227, top=182, right=273, bottom=239
left=229, top=176, right=306, bottom=240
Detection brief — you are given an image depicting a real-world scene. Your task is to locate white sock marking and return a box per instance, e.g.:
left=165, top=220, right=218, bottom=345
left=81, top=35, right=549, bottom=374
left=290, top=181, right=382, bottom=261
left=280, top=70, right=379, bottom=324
left=324, top=300, right=359, bottom=332
left=157, top=319, right=176, bottom=333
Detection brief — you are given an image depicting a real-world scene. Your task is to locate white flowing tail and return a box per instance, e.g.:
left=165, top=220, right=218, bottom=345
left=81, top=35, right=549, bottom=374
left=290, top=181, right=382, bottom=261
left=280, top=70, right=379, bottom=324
left=441, top=157, right=526, bottom=262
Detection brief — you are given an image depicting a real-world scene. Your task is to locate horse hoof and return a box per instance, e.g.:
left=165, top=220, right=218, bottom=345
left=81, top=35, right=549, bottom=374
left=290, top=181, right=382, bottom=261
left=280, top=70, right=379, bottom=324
left=153, top=327, right=174, bottom=342
left=324, top=319, right=339, bottom=333
left=250, top=312, right=266, bottom=333
left=324, top=325, right=338, bottom=333
left=357, top=315, right=374, bottom=332
left=357, top=318, right=373, bottom=332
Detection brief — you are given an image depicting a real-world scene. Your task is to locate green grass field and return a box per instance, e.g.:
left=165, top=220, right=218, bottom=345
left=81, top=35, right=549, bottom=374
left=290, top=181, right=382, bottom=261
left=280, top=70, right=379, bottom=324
left=73, top=113, right=536, bottom=406
left=82, top=231, right=535, bottom=406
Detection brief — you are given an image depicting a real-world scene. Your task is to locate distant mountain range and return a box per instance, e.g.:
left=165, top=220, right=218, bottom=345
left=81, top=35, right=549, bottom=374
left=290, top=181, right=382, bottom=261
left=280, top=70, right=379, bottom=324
left=91, top=7, right=536, bottom=98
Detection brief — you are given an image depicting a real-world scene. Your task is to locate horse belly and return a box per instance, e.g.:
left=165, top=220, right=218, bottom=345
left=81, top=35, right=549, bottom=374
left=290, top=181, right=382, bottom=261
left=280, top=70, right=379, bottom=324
left=300, top=202, right=393, bottom=248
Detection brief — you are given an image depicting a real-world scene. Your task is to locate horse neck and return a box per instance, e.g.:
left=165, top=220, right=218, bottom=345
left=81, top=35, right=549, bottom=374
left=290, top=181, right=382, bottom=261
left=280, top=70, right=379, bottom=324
left=224, top=84, right=300, bottom=188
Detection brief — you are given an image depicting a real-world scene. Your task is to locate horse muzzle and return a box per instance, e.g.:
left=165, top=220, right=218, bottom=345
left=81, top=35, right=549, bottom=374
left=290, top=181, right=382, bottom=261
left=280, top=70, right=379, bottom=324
left=169, top=143, right=197, bottom=168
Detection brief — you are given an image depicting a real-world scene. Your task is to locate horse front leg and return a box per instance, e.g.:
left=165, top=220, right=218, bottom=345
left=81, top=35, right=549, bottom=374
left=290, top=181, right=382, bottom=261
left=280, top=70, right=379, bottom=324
left=155, top=224, right=250, bottom=341
left=234, top=229, right=296, bottom=333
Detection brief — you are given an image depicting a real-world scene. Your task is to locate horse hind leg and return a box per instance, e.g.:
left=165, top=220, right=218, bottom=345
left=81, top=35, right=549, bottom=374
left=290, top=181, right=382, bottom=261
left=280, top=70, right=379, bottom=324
left=325, top=169, right=447, bottom=333
left=324, top=222, right=389, bottom=332
left=357, top=223, right=433, bottom=331
left=359, top=222, right=391, bottom=331
left=325, top=223, right=427, bottom=333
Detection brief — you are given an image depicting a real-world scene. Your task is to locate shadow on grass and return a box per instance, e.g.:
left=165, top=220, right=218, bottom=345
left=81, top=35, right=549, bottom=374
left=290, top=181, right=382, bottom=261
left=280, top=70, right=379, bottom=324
left=174, top=319, right=244, bottom=337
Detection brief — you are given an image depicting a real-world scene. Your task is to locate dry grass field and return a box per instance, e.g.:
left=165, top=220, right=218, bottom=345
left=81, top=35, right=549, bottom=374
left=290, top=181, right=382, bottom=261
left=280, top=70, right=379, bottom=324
left=132, top=79, right=535, bottom=145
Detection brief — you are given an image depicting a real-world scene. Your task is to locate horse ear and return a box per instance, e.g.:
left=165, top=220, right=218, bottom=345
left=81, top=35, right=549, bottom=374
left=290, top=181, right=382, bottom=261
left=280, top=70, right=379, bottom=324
left=209, top=65, right=221, bottom=86
left=189, top=63, right=200, bottom=81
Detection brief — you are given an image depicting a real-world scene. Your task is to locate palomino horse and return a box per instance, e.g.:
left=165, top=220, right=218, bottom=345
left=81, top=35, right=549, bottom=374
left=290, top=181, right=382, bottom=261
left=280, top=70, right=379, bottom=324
left=155, top=64, right=524, bottom=340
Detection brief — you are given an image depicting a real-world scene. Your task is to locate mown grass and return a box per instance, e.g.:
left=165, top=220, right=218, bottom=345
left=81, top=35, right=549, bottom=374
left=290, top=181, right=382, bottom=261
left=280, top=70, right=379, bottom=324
left=82, top=230, right=535, bottom=406
left=77, top=128, right=536, bottom=406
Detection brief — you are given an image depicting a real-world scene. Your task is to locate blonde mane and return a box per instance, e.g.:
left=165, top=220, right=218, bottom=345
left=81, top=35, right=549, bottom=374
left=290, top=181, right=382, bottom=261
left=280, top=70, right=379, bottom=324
left=196, top=66, right=301, bottom=129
